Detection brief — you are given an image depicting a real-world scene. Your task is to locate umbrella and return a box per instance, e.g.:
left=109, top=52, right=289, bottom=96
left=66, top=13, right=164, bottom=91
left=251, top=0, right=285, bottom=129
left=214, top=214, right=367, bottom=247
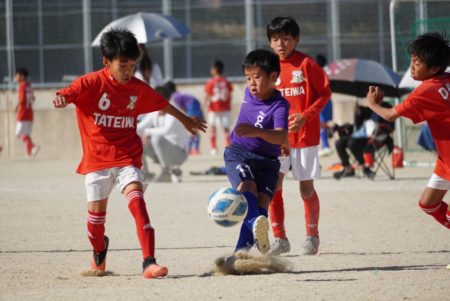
left=400, top=66, right=450, bottom=90
left=92, top=12, right=191, bottom=46
left=326, top=58, right=402, bottom=97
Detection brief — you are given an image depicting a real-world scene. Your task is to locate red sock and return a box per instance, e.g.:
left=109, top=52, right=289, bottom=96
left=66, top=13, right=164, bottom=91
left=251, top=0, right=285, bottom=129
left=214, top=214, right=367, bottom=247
left=419, top=201, right=450, bottom=229
left=269, top=190, right=287, bottom=239
left=127, top=190, right=155, bottom=259
left=21, top=135, right=34, bottom=156
left=303, top=191, right=320, bottom=236
left=87, top=211, right=106, bottom=253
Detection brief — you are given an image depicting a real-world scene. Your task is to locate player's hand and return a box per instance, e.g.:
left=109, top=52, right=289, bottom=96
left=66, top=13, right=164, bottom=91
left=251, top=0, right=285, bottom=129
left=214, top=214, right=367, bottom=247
left=367, top=86, right=384, bottom=108
left=53, top=95, right=68, bottom=108
left=280, top=143, right=290, bottom=156
left=235, top=123, right=258, bottom=137
left=288, top=113, right=306, bottom=132
left=183, top=116, right=207, bottom=135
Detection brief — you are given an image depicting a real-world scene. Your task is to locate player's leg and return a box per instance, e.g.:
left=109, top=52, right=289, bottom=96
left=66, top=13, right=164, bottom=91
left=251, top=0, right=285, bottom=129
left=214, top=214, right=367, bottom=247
left=253, top=159, right=280, bottom=254
left=268, top=155, right=291, bottom=255
left=208, top=112, right=218, bottom=154
left=118, top=166, right=167, bottom=278
left=333, top=136, right=355, bottom=179
left=85, top=169, right=115, bottom=272
left=224, top=145, right=261, bottom=252
left=292, top=146, right=321, bottom=255
left=220, top=111, right=232, bottom=147
left=151, top=135, right=187, bottom=182
left=419, top=174, right=450, bottom=229
left=319, top=100, right=333, bottom=157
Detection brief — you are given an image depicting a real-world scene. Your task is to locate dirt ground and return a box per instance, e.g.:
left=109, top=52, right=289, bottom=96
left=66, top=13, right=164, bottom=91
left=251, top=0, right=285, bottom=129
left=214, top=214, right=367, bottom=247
left=0, top=151, right=449, bottom=301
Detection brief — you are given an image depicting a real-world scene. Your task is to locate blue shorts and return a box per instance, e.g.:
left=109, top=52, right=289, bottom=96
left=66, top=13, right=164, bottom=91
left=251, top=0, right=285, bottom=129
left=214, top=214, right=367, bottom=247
left=320, top=99, right=333, bottom=123
left=224, top=144, right=280, bottom=199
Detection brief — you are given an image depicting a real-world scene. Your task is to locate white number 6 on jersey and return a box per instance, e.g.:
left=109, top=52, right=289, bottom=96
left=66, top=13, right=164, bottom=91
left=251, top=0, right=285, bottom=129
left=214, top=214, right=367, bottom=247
left=98, top=92, right=111, bottom=110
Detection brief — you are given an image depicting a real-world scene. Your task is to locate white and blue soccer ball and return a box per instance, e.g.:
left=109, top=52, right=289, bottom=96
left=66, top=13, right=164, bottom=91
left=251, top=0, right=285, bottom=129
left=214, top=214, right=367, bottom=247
left=207, top=187, right=248, bottom=227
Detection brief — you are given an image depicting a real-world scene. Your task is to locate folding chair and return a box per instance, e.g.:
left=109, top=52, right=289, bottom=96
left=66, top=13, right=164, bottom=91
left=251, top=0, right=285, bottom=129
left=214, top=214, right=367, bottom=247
left=365, top=123, right=395, bottom=180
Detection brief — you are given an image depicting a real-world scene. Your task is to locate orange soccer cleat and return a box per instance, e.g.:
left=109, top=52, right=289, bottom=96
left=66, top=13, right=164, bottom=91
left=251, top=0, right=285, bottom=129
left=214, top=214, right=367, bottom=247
left=142, top=256, right=168, bottom=279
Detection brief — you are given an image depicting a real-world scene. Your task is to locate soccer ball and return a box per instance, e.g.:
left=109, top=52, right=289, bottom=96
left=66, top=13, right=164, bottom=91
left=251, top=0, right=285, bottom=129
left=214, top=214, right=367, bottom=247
left=207, top=187, right=248, bottom=227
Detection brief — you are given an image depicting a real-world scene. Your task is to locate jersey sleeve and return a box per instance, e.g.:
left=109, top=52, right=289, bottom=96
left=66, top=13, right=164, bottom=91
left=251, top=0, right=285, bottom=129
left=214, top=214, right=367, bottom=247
left=273, top=102, right=290, bottom=130
left=302, top=60, right=332, bottom=121
left=18, top=83, right=26, bottom=103
left=395, top=89, right=425, bottom=124
left=136, top=84, right=168, bottom=114
left=56, top=75, right=94, bottom=106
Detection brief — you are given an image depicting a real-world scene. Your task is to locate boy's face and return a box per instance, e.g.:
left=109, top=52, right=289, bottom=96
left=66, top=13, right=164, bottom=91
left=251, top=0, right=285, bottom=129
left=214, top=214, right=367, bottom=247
left=14, top=73, right=25, bottom=83
left=103, top=56, right=136, bottom=84
left=270, top=33, right=299, bottom=60
left=409, top=54, right=439, bottom=81
left=244, top=66, right=277, bottom=100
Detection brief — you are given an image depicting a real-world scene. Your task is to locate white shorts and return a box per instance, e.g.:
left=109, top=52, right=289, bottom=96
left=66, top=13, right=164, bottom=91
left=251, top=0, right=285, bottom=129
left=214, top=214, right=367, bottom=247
left=279, top=146, right=321, bottom=181
left=427, top=173, right=450, bottom=190
left=207, top=111, right=231, bottom=129
left=85, top=166, right=143, bottom=202
left=15, top=121, right=32, bottom=137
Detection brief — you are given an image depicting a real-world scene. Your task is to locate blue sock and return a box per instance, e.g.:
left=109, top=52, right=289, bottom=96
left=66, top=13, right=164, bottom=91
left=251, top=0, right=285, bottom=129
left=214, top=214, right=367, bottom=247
left=235, top=191, right=259, bottom=251
left=192, top=135, right=200, bottom=150
left=320, top=128, right=329, bottom=148
left=258, top=207, right=268, bottom=217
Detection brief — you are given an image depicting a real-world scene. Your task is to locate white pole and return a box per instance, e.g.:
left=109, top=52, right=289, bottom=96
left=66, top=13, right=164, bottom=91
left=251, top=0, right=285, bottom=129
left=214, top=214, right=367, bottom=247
left=5, top=0, right=15, bottom=157
left=330, top=0, right=341, bottom=61
left=163, top=0, right=173, bottom=80
left=389, top=0, right=403, bottom=149
left=83, top=0, right=93, bottom=73
left=245, top=0, right=255, bottom=54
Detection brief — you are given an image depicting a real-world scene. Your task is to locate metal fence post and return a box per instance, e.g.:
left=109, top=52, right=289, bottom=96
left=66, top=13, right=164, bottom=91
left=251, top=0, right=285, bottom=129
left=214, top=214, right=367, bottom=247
left=163, top=0, right=173, bottom=80
left=83, top=0, right=93, bottom=73
left=245, top=0, right=255, bottom=54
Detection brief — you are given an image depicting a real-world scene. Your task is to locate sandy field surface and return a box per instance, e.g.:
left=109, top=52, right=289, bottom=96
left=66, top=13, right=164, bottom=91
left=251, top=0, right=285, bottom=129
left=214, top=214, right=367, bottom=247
left=0, top=151, right=449, bottom=301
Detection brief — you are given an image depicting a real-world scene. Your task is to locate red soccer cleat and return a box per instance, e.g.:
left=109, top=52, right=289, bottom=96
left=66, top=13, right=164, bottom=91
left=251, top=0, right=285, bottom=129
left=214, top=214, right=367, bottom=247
left=142, top=256, right=168, bottom=279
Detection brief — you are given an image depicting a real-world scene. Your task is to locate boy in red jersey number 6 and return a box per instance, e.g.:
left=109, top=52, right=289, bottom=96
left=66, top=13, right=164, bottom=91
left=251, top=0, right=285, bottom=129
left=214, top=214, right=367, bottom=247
left=53, top=28, right=206, bottom=278
left=367, top=33, right=450, bottom=248
left=267, top=17, right=331, bottom=256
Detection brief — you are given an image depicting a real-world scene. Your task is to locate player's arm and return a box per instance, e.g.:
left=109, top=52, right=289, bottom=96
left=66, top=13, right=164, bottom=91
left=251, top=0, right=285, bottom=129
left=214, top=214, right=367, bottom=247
left=53, top=76, right=86, bottom=109
left=162, top=103, right=207, bottom=135
left=367, top=86, right=400, bottom=122
left=235, top=124, right=288, bottom=145
left=291, top=61, right=331, bottom=131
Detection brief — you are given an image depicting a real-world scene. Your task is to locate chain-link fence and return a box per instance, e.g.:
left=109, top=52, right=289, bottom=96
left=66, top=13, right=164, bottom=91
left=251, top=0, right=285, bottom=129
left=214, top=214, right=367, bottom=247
left=1, top=0, right=449, bottom=87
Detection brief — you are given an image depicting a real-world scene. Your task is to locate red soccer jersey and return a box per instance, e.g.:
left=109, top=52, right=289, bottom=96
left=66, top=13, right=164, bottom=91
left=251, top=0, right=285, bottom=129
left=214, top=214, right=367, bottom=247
left=276, top=51, right=331, bottom=148
left=395, top=73, right=450, bottom=181
left=204, top=76, right=233, bottom=112
left=57, top=68, right=168, bottom=175
left=17, top=82, right=34, bottom=121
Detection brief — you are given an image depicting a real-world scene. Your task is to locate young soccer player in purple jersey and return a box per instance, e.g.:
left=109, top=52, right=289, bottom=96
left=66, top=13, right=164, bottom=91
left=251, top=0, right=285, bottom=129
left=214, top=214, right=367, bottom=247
left=224, top=49, right=289, bottom=254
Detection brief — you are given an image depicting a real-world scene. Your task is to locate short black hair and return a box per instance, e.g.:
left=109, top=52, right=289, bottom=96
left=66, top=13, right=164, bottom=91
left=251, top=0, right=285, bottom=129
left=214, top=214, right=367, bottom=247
left=164, top=81, right=177, bottom=95
left=211, top=59, right=224, bottom=74
left=407, top=32, right=450, bottom=73
left=315, top=54, right=327, bottom=68
left=100, top=28, right=140, bottom=61
left=242, top=49, right=280, bottom=76
left=266, top=16, right=300, bottom=40
left=15, top=67, right=29, bottom=78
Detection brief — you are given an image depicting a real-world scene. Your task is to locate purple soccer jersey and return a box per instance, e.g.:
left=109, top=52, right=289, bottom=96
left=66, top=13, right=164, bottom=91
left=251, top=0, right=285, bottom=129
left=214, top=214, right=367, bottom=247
left=231, top=87, right=289, bottom=158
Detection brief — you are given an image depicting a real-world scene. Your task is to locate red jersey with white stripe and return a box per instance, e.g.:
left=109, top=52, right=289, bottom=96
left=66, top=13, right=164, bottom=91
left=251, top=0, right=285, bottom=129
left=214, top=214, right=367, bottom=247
left=17, top=82, right=35, bottom=121
left=57, top=68, right=168, bottom=175
left=204, top=76, right=233, bottom=112
left=395, top=73, right=450, bottom=181
left=276, top=51, right=331, bottom=148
